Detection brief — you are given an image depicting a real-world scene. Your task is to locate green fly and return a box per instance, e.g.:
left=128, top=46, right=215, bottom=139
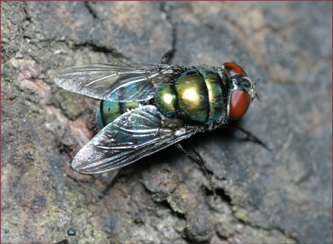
left=55, top=62, right=256, bottom=196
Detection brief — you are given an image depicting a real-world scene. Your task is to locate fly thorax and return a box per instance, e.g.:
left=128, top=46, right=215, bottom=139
left=198, top=69, right=226, bottom=124
left=155, top=83, right=177, bottom=117
left=173, top=69, right=226, bottom=124
left=174, top=69, right=209, bottom=123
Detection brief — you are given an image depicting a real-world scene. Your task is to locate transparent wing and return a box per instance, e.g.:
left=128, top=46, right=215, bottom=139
left=55, top=63, right=184, bottom=102
left=71, top=105, right=200, bottom=174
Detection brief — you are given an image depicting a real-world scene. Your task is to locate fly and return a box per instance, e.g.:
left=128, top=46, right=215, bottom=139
left=55, top=62, right=257, bottom=198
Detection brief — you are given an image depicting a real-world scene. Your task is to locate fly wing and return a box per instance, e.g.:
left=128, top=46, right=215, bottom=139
left=72, top=105, right=200, bottom=174
left=55, top=63, right=184, bottom=102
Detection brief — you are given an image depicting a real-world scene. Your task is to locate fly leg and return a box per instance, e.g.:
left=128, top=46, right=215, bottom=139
left=221, top=124, right=271, bottom=150
left=96, top=167, right=128, bottom=202
left=161, top=49, right=175, bottom=64
left=175, top=143, right=218, bottom=200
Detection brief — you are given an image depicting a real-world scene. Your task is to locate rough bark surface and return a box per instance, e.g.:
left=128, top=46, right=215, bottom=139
left=1, top=2, right=332, bottom=243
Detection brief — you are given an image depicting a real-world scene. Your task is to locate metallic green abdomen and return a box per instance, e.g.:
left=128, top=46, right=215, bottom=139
left=97, top=100, right=120, bottom=129
left=155, top=68, right=225, bottom=124
left=97, top=83, right=140, bottom=129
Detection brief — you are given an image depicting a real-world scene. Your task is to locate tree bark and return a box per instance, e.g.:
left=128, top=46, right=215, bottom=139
left=1, top=2, right=331, bottom=243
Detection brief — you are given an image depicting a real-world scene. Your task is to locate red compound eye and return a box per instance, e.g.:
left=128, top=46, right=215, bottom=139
left=224, top=62, right=247, bottom=76
left=229, top=90, right=250, bottom=120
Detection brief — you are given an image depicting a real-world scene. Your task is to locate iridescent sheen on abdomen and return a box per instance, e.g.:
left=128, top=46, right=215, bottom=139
left=98, top=68, right=227, bottom=129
